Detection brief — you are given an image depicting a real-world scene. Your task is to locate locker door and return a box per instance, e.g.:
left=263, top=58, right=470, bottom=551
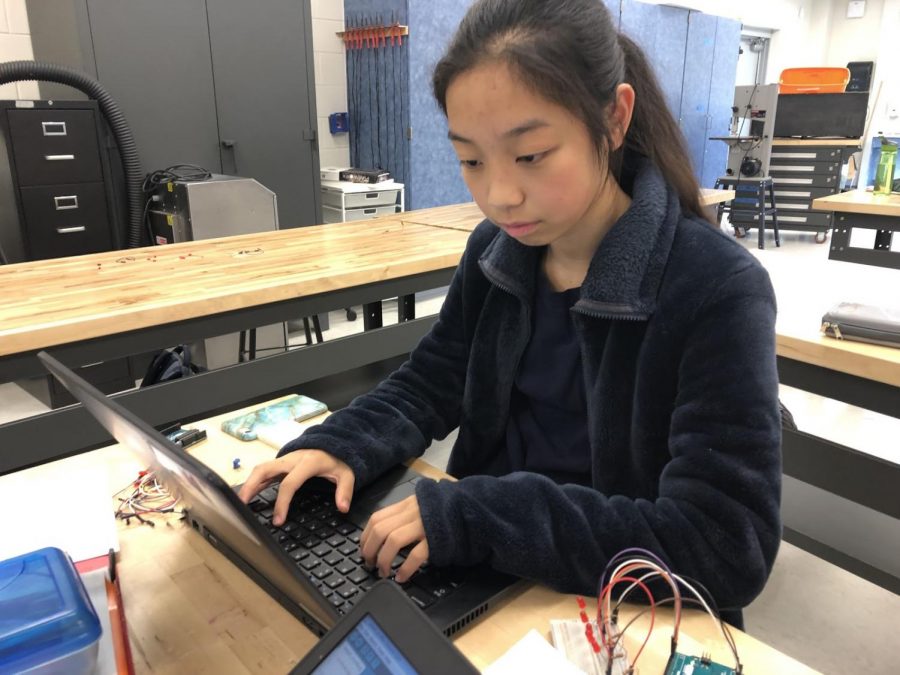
left=206, top=0, right=321, bottom=228
left=84, top=0, right=223, bottom=174
left=702, top=17, right=741, bottom=189
left=620, top=0, right=689, bottom=120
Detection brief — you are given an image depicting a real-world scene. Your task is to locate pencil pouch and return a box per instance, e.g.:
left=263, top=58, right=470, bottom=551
left=821, top=302, right=900, bottom=348
left=221, top=395, right=327, bottom=441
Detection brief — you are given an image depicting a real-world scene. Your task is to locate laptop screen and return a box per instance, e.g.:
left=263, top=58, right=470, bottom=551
left=312, top=614, right=417, bottom=675
left=37, top=351, right=337, bottom=631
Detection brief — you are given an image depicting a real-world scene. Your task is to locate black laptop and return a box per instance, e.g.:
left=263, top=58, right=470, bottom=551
left=290, top=580, right=479, bottom=674
left=39, top=351, right=516, bottom=638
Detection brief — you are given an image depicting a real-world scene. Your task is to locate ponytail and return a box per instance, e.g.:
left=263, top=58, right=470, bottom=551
left=616, top=34, right=710, bottom=223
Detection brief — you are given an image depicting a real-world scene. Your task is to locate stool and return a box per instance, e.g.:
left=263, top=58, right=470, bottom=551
left=714, top=176, right=780, bottom=250
left=238, top=315, right=323, bottom=361
left=301, top=315, right=323, bottom=345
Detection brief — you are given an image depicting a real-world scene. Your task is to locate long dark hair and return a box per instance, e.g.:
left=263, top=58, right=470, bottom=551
left=433, top=0, right=709, bottom=223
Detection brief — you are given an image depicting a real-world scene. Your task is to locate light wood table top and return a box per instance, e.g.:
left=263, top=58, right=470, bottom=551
left=5, top=198, right=895, bottom=394
left=401, top=192, right=737, bottom=233
left=11, top=398, right=817, bottom=674
left=400, top=202, right=487, bottom=232
left=772, top=138, right=862, bottom=147
left=748, top=229, right=900, bottom=389
left=776, top=327, right=900, bottom=389
left=812, top=190, right=900, bottom=217
left=700, top=187, right=736, bottom=206
left=0, top=218, right=470, bottom=357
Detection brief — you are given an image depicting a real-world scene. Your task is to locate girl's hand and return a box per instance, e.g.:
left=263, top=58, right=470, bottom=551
left=360, top=495, right=429, bottom=583
left=237, top=450, right=355, bottom=526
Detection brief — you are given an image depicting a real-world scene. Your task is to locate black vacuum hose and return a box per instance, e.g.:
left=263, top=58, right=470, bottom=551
left=0, top=60, right=144, bottom=248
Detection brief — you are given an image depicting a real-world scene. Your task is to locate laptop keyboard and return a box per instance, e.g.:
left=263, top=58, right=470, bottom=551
left=247, top=483, right=465, bottom=616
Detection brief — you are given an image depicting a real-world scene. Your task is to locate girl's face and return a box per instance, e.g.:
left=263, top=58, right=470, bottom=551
left=446, top=61, right=619, bottom=248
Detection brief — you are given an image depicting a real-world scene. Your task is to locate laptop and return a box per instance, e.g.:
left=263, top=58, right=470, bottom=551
left=38, top=351, right=516, bottom=638
left=289, top=580, right=478, bottom=675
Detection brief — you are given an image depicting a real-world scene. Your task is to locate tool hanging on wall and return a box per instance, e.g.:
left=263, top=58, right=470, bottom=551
left=338, top=21, right=407, bottom=49
left=343, top=12, right=408, bottom=191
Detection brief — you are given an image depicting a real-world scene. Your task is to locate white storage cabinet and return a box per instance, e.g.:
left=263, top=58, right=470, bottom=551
left=321, top=180, right=405, bottom=223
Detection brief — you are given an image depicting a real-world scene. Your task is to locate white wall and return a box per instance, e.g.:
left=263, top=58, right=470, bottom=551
left=0, top=0, right=39, bottom=100
left=310, top=0, right=350, bottom=171
left=766, top=0, right=833, bottom=82
left=871, top=0, right=900, bottom=136
left=824, top=0, right=883, bottom=65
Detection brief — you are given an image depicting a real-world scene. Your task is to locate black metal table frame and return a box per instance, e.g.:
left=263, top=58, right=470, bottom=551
left=0, top=267, right=454, bottom=474
left=829, top=210, right=900, bottom=270
left=778, top=355, right=900, bottom=593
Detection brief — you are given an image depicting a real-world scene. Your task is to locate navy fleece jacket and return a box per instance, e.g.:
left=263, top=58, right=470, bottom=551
left=279, top=158, right=782, bottom=617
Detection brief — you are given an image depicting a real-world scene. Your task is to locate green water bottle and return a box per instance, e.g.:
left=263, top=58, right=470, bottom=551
left=874, top=135, right=897, bottom=195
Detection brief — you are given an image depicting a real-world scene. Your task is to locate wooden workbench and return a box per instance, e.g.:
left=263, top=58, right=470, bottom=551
left=399, top=190, right=737, bottom=233
left=7, top=399, right=817, bottom=674
left=813, top=189, right=900, bottom=271
left=812, top=190, right=900, bottom=217
left=0, top=218, right=470, bottom=357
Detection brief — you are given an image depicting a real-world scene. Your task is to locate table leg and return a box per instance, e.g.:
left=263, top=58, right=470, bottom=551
left=363, top=302, right=383, bottom=330
left=398, top=294, right=416, bottom=322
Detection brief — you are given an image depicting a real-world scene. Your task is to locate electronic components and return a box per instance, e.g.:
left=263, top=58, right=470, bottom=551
left=665, top=652, right=738, bottom=675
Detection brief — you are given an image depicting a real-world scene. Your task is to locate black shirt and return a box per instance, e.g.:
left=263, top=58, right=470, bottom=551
left=504, top=271, right=592, bottom=486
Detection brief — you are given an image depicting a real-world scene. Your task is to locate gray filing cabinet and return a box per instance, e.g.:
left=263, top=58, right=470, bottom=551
left=731, top=140, right=858, bottom=242
left=0, top=100, right=120, bottom=261
left=0, top=100, right=130, bottom=409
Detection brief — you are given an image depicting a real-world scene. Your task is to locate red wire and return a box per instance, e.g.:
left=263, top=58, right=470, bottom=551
left=602, top=562, right=682, bottom=643
left=596, top=575, right=656, bottom=668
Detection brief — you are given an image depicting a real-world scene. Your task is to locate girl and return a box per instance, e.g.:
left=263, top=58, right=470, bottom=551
left=240, top=0, right=781, bottom=626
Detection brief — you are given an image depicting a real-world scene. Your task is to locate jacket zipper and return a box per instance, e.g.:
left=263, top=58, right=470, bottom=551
left=573, top=305, right=648, bottom=322
left=478, top=261, right=532, bottom=389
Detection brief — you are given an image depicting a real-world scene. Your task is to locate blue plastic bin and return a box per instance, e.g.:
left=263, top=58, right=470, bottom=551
left=0, top=547, right=101, bottom=674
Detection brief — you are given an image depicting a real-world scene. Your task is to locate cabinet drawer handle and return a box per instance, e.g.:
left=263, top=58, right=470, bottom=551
left=45, top=154, right=75, bottom=161
left=775, top=177, right=813, bottom=185
left=363, top=208, right=377, bottom=214
left=365, top=192, right=379, bottom=199
left=54, top=195, right=79, bottom=210
left=771, top=152, right=816, bottom=159
left=774, top=190, right=812, bottom=198
left=774, top=164, right=817, bottom=172
left=41, top=121, right=67, bottom=136
left=57, top=226, right=86, bottom=234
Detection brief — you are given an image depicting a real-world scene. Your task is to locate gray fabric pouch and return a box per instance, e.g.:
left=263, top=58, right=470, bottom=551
left=821, top=302, right=900, bottom=348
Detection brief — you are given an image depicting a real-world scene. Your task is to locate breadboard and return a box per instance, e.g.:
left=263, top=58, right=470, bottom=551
left=550, top=619, right=628, bottom=675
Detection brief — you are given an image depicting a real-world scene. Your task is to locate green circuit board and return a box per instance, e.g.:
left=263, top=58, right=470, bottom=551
left=665, top=652, right=737, bottom=675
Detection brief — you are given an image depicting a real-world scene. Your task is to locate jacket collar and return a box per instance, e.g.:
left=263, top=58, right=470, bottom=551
left=478, top=155, right=681, bottom=319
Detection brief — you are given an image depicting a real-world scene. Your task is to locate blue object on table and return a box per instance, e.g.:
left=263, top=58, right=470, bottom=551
left=0, top=547, right=101, bottom=674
